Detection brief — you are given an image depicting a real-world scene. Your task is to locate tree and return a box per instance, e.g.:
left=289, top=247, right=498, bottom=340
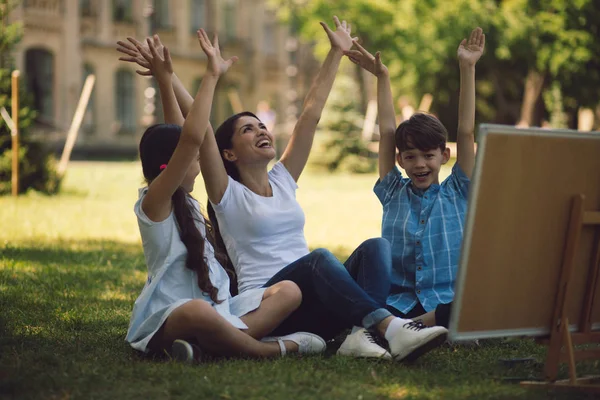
left=0, top=0, right=61, bottom=195
left=314, top=73, right=376, bottom=173
left=271, top=0, right=600, bottom=135
left=497, top=0, right=600, bottom=127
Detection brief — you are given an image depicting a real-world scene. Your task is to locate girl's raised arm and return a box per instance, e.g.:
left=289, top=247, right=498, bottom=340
left=142, top=30, right=236, bottom=220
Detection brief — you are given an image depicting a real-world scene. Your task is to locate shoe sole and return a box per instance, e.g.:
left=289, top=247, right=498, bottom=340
left=171, top=339, right=194, bottom=363
left=337, top=349, right=392, bottom=360
left=394, top=331, right=448, bottom=363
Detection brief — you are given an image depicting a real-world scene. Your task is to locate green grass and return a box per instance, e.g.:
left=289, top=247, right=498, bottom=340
left=1, top=162, right=598, bottom=399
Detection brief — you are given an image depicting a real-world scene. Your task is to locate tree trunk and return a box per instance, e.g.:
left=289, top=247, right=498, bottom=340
left=517, top=69, right=545, bottom=127
left=354, top=63, right=369, bottom=114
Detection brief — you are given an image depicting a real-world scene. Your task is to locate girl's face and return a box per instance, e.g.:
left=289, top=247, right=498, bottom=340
left=182, top=150, right=201, bottom=192
left=222, top=116, right=276, bottom=167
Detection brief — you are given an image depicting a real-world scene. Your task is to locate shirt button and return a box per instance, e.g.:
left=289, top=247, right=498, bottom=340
left=416, top=241, right=421, bottom=245
left=420, top=220, right=425, bottom=224
left=417, top=290, right=421, bottom=294
left=417, top=266, right=422, bottom=270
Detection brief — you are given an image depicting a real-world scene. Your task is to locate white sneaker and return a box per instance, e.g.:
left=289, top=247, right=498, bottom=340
left=262, top=332, right=326, bottom=356
left=171, top=339, right=194, bottom=363
left=337, top=327, right=392, bottom=360
left=388, top=321, right=448, bottom=362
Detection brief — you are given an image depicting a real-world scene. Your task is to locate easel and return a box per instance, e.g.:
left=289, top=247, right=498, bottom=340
left=521, top=194, right=600, bottom=392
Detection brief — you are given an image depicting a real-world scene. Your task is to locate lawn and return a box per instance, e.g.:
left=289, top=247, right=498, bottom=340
left=0, top=161, right=597, bottom=399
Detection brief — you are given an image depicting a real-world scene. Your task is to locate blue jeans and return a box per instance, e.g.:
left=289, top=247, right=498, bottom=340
left=265, top=238, right=393, bottom=340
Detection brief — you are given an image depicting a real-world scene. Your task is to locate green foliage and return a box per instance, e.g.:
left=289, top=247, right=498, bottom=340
left=313, top=74, right=376, bottom=173
left=271, top=0, right=600, bottom=132
left=543, top=82, right=568, bottom=128
left=0, top=0, right=61, bottom=195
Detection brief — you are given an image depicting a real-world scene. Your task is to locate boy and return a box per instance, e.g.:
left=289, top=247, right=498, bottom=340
left=345, top=27, right=485, bottom=327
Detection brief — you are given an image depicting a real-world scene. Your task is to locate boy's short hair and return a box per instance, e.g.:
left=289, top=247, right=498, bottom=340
left=395, top=113, right=448, bottom=153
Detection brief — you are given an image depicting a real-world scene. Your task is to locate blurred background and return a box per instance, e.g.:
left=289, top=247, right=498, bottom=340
left=2, top=0, right=600, bottom=184
left=0, top=0, right=599, bottom=247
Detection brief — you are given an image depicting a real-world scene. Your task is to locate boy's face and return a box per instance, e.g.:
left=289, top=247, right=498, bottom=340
left=397, top=147, right=451, bottom=190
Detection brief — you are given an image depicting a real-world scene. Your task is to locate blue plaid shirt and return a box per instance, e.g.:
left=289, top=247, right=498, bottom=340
left=374, top=163, right=470, bottom=314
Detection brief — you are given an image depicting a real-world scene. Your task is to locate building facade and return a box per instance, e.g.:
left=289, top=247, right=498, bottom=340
left=9, top=0, right=318, bottom=153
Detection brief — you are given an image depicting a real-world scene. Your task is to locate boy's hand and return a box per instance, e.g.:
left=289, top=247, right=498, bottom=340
left=344, top=39, right=388, bottom=77
left=457, top=27, right=485, bottom=67
left=320, top=16, right=356, bottom=52
left=197, top=29, right=238, bottom=77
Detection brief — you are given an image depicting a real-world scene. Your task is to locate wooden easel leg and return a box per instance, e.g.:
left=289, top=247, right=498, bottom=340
left=544, top=325, right=562, bottom=382
left=522, top=198, right=600, bottom=393
left=580, top=231, right=600, bottom=333
left=544, top=196, right=585, bottom=382
left=562, top=318, right=577, bottom=385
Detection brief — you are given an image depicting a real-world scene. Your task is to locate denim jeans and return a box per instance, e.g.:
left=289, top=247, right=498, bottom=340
left=265, top=238, right=393, bottom=340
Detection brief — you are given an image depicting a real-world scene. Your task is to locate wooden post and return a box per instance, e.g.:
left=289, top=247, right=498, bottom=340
left=11, top=70, right=20, bottom=197
left=57, top=74, right=95, bottom=176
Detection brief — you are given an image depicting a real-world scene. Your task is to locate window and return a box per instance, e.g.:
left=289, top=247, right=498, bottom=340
left=82, top=64, right=96, bottom=133
left=79, top=0, right=96, bottom=17
left=25, top=48, right=54, bottom=124
left=263, top=20, right=276, bottom=54
left=153, top=81, right=164, bottom=124
left=113, top=0, right=132, bottom=22
left=190, top=76, right=220, bottom=124
left=153, top=0, right=170, bottom=29
left=190, top=0, right=206, bottom=33
left=223, top=0, right=236, bottom=41
left=115, top=69, right=136, bottom=133
left=212, top=81, right=237, bottom=124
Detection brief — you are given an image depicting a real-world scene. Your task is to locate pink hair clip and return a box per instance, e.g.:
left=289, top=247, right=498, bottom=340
left=159, top=164, right=167, bottom=170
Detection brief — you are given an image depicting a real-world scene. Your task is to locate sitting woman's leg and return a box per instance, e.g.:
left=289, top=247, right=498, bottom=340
left=148, top=299, right=314, bottom=359
left=240, top=280, right=302, bottom=339
left=264, top=248, right=448, bottom=361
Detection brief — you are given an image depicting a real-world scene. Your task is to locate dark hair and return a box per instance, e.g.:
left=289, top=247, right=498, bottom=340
left=205, top=112, right=259, bottom=295
left=139, top=124, right=227, bottom=303
left=395, top=113, right=448, bottom=153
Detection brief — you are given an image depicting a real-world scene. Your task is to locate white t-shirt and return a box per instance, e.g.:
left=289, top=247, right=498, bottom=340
left=211, top=162, right=310, bottom=293
left=126, top=188, right=265, bottom=352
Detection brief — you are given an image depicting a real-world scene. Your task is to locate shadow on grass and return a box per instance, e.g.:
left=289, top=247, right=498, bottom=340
left=1, top=239, right=598, bottom=400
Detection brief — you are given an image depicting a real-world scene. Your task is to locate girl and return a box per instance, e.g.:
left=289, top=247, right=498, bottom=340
left=118, top=19, right=447, bottom=361
left=125, top=29, right=326, bottom=362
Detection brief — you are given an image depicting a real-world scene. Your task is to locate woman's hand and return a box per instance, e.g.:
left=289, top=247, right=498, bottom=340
left=197, top=29, right=238, bottom=77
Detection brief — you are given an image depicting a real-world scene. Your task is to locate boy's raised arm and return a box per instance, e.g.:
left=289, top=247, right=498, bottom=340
left=456, top=27, right=485, bottom=179
left=345, top=42, right=396, bottom=180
